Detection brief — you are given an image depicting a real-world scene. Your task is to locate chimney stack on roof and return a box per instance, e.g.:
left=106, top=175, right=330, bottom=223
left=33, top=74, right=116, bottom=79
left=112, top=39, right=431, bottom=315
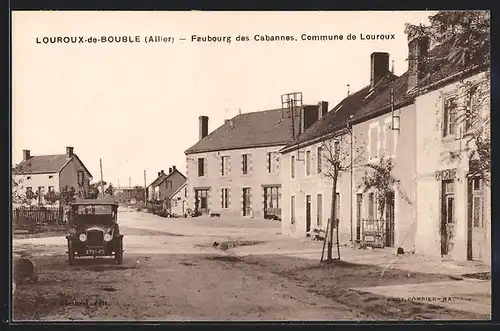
left=370, top=52, right=390, bottom=88
left=199, top=116, right=209, bottom=141
left=66, top=146, right=74, bottom=158
left=23, top=150, right=31, bottom=161
left=161, top=170, right=165, bottom=174
left=169, top=167, right=172, bottom=174
left=318, top=101, right=329, bottom=119
left=172, top=165, right=176, bottom=171
left=158, top=172, right=161, bottom=177
left=407, top=35, right=430, bottom=92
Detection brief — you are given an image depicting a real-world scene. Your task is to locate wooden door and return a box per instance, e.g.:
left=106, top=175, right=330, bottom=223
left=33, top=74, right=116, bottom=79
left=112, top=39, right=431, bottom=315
left=441, top=180, right=455, bottom=256
left=468, top=176, right=485, bottom=260
left=243, top=188, right=251, bottom=216
left=385, top=191, right=395, bottom=247
left=305, top=195, right=311, bottom=233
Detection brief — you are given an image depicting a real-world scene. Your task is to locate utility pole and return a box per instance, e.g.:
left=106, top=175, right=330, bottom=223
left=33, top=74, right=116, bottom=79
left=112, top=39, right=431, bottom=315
left=100, top=159, right=104, bottom=199
left=144, top=170, right=147, bottom=203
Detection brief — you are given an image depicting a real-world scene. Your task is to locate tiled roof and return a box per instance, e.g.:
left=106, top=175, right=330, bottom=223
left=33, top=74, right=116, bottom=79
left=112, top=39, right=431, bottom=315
left=148, top=169, right=186, bottom=188
left=281, top=73, right=399, bottom=152
left=13, top=154, right=75, bottom=175
left=185, top=108, right=300, bottom=155
left=168, top=182, right=187, bottom=200
left=282, top=36, right=487, bottom=153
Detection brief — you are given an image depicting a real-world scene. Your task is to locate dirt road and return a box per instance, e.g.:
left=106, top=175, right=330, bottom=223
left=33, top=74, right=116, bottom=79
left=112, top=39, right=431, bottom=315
left=12, top=211, right=490, bottom=321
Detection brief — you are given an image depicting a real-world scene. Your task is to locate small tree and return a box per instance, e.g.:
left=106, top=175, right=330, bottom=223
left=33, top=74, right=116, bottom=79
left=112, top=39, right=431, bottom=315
left=22, top=188, right=39, bottom=207
left=59, top=186, right=76, bottom=205
left=12, top=163, right=33, bottom=205
left=320, top=131, right=365, bottom=261
left=44, top=190, right=60, bottom=206
left=359, top=156, right=411, bottom=223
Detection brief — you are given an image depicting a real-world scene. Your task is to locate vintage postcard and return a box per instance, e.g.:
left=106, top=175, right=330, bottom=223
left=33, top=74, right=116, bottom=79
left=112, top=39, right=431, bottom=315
left=11, top=10, right=491, bottom=321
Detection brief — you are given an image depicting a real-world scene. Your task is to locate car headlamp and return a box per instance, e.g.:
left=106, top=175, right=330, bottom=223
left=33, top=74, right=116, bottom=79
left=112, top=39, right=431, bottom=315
left=79, top=233, right=87, bottom=242
left=104, top=233, right=112, bottom=242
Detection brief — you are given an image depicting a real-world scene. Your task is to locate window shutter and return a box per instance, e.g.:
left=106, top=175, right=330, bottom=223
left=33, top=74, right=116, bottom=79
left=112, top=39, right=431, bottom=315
left=249, top=154, right=253, bottom=174
left=228, top=188, right=231, bottom=209
left=220, top=157, right=223, bottom=176
left=249, top=188, right=252, bottom=213
left=228, top=157, right=232, bottom=176
left=241, top=155, right=244, bottom=174
left=220, top=189, right=224, bottom=208
left=204, top=158, right=207, bottom=176
left=276, top=153, right=280, bottom=173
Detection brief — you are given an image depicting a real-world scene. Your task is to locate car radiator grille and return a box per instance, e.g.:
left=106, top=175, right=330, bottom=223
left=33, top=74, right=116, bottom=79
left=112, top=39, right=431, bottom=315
left=86, top=230, right=104, bottom=245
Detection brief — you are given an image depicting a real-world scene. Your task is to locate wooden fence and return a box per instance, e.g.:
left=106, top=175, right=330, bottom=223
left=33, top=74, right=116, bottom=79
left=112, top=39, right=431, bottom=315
left=13, top=206, right=65, bottom=232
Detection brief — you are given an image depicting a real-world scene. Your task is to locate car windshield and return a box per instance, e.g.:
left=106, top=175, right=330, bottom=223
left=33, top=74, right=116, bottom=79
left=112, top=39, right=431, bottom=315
left=76, top=205, right=113, bottom=215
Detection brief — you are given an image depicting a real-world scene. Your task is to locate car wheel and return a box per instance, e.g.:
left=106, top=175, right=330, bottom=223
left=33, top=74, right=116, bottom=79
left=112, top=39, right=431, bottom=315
left=115, top=237, right=123, bottom=265
left=68, top=240, right=76, bottom=266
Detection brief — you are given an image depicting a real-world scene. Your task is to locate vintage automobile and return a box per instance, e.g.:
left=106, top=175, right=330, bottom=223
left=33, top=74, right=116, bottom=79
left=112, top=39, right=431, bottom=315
left=66, top=198, right=123, bottom=265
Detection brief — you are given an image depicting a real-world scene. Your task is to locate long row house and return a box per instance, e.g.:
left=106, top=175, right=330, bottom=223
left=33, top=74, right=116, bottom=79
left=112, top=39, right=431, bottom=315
left=184, top=32, right=490, bottom=265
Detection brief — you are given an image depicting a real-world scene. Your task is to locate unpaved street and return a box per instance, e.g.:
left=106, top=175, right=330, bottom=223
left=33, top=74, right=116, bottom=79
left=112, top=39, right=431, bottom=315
left=12, top=210, right=490, bottom=321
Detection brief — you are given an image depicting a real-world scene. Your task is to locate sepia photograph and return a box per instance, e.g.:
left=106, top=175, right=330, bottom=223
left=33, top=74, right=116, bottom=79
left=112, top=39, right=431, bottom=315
left=10, top=10, right=491, bottom=321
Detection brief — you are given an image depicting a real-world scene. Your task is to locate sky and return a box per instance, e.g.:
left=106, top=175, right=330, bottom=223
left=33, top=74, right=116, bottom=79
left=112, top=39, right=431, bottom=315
left=12, top=10, right=436, bottom=187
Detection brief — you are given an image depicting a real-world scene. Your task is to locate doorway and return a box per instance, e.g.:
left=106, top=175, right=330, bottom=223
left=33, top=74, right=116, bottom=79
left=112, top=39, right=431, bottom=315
left=467, top=175, right=485, bottom=260
left=194, top=189, right=209, bottom=215
left=385, top=191, right=395, bottom=247
left=242, top=188, right=251, bottom=216
left=441, top=180, right=455, bottom=256
left=356, top=193, right=363, bottom=242
left=306, top=195, right=311, bottom=233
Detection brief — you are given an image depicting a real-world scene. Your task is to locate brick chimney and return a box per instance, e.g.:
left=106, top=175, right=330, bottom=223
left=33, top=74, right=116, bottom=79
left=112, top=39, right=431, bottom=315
left=66, top=146, right=74, bottom=157
left=172, top=165, right=176, bottom=171
left=23, top=150, right=31, bottom=161
left=169, top=167, right=172, bottom=174
left=161, top=170, right=165, bottom=175
left=301, top=105, right=320, bottom=134
left=199, top=116, right=209, bottom=140
left=318, top=101, right=329, bottom=119
left=157, top=172, right=161, bottom=177
left=370, top=52, right=390, bottom=88
left=407, top=35, right=430, bottom=92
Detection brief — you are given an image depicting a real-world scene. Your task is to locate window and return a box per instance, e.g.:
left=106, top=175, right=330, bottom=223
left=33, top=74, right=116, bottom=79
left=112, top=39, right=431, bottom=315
left=221, top=156, right=229, bottom=176
left=221, top=188, right=229, bottom=209
left=184, top=187, right=187, bottom=198
left=368, top=192, right=375, bottom=220
left=291, top=196, right=296, bottom=224
left=291, top=155, right=296, bottom=179
left=264, top=186, right=281, bottom=215
left=317, top=147, right=322, bottom=173
left=48, top=186, right=55, bottom=192
left=465, top=87, right=479, bottom=131
left=267, top=152, right=278, bottom=174
left=38, top=186, right=45, bottom=204
left=242, top=154, right=249, bottom=174
left=317, top=194, right=323, bottom=226
left=443, top=97, right=457, bottom=137
left=442, top=180, right=455, bottom=224
left=197, top=158, right=205, bottom=177
left=306, top=150, right=311, bottom=175
left=77, top=170, right=84, bottom=185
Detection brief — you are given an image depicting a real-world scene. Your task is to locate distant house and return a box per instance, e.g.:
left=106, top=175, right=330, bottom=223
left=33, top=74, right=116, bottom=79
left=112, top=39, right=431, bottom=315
left=168, top=182, right=188, bottom=217
left=184, top=103, right=327, bottom=218
left=146, top=166, right=186, bottom=210
left=12, top=146, right=93, bottom=206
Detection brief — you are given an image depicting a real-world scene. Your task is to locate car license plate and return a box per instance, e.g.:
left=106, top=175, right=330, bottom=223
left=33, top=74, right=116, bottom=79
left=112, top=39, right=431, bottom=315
left=85, top=248, right=106, bottom=255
